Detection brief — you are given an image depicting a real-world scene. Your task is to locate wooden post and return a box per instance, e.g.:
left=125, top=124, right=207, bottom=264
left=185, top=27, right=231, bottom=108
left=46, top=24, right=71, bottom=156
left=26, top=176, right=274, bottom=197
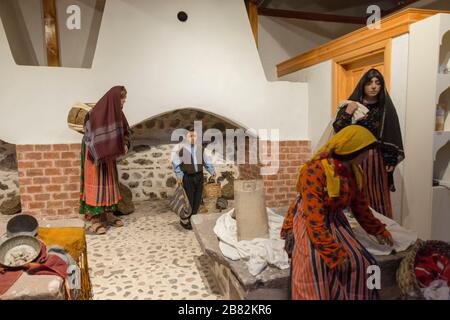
left=42, top=0, right=60, bottom=67
left=246, top=0, right=258, bottom=48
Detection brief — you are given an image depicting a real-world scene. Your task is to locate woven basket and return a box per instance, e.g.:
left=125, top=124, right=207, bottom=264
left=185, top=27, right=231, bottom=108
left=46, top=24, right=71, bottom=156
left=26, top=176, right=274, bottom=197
left=203, top=198, right=218, bottom=212
left=204, top=177, right=221, bottom=198
left=67, top=103, right=95, bottom=134
left=397, top=239, right=450, bottom=299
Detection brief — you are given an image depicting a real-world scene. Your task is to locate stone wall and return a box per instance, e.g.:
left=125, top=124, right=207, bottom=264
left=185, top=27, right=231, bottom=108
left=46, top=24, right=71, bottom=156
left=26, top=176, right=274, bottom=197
left=0, top=140, right=19, bottom=204
left=118, top=109, right=242, bottom=201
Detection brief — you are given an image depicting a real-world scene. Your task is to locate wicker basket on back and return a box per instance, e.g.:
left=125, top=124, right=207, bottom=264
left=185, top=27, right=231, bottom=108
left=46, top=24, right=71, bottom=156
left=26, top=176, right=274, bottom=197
left=397, top=239, right=450, bottom=299
left=67, top=103, right=95, bottom=134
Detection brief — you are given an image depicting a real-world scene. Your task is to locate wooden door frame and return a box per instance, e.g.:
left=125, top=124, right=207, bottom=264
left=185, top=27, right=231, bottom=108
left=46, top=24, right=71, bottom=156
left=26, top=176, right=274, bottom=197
left=332, top=39, right=392, bottom=115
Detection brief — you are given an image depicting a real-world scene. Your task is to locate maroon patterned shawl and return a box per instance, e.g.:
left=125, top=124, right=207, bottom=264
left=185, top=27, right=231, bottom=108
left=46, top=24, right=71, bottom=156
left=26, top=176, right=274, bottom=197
left=83, top=86, right=130, bottom=164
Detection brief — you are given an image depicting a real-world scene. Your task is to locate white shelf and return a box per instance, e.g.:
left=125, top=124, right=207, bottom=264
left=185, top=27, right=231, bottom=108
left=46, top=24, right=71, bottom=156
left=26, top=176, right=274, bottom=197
left=433, top=131, right=450, bottom=160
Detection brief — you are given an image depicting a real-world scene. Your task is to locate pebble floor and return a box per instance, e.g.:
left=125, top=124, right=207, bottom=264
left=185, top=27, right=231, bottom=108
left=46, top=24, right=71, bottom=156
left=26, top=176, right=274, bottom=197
left=85, top=200, right=223, bottom=300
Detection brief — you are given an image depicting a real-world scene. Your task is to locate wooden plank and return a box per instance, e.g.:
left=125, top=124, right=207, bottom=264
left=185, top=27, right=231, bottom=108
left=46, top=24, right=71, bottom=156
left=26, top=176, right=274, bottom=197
left=277, top=8, right=450, bottom=77
left=246, top=0, right=259, bottom=47
left=258, top=7, right=367, bottom=25
left=42, top=0, right=60, bottom=67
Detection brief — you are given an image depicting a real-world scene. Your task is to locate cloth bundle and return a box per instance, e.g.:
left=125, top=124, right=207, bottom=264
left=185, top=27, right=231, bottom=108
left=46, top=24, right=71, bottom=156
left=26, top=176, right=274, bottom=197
left=314, top=101, right=369, bottom=153
left=214, top=208, right=289, bottom=276
left=169, top=185, right=192, bottom=224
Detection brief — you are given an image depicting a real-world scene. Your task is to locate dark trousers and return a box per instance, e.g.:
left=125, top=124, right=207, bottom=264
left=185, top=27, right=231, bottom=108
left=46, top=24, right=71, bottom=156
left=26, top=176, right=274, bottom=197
left=182, top=172, right=204, bottom=217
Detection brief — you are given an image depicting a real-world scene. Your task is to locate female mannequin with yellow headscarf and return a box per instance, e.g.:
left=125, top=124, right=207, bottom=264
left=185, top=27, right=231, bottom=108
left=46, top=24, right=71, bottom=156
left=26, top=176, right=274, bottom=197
left=281, top=125, right=393, bottom=300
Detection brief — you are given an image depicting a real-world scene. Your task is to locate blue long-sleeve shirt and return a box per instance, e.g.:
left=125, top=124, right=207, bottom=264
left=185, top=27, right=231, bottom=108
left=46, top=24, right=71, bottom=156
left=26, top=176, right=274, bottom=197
left=171, top=143, right=216, bottom=178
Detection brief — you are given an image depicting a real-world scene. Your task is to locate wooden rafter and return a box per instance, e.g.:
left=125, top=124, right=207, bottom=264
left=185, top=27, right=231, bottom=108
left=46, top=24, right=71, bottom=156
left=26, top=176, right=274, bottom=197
left=245, top=0, right=259, bottom=47
left=42, top=0, right=60, bottom=67
left=381, top=0, right=421, bottom=16
left=258, top=7, right=367, bottom=24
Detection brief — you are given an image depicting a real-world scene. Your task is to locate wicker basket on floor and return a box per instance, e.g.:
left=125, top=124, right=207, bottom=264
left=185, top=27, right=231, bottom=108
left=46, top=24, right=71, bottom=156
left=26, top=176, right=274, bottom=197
left=204, top=177, right=221, bottom=198
left=396, top=239, right=450, bottom=299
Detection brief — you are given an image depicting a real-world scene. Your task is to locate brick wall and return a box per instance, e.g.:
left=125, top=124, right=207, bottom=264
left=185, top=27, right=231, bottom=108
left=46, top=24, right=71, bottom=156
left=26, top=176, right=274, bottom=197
left=238, top=140, right=311, bottom=209
left=16, top=144, right=81, bottom=219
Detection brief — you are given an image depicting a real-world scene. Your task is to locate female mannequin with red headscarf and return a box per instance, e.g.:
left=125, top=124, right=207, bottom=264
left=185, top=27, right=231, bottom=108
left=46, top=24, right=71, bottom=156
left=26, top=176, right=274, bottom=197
left=79, top=86, right=131, bottom=235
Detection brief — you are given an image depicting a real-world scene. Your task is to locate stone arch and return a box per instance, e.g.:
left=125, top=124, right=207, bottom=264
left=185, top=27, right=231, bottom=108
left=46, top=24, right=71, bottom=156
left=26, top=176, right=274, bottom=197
left=118, top=107, right=260, bottom=203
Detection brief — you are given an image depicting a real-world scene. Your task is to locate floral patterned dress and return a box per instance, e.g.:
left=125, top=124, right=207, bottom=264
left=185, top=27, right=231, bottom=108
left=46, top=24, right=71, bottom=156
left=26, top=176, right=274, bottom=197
left=282, top=159, right=388, bottom=300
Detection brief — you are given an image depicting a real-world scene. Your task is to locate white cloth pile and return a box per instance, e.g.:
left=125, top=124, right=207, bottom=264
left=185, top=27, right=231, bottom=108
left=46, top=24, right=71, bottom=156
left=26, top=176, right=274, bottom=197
left=344, top=208, right=418, bottom=256
left=213, top=208, right=289, bottom=276
left=214, top=207, right=418, bottom=276
left=421, top=280, right=450, bottom=300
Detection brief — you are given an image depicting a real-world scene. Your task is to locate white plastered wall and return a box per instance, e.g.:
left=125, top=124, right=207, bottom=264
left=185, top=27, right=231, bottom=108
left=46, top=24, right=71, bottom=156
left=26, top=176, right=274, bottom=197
left=0, top=0, right=308, bottom=145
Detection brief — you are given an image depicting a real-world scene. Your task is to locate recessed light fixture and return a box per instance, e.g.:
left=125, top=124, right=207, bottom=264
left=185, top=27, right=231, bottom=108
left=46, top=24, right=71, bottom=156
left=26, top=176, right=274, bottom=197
left=178, top=11, right=188, bottom=22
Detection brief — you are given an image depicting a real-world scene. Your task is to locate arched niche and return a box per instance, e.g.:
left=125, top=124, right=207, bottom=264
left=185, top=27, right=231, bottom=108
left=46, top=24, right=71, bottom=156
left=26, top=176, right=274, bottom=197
left=117, top=108, right=257, bottom=202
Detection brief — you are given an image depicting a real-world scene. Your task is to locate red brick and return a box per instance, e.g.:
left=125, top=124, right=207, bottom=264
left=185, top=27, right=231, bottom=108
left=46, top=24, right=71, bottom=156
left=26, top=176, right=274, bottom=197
left=16, top=153, right=24, bottom=160
left=51, top=176, right=68, bottom=184
left=54, top=160, right=73, bottom=168
left=64, top=200, right=79, bottom=208
left=46, top=184, right=62, bottom=192
left=72, top=160, right=81, bottom=167
left=69, top=144, right=81, bottom=151
left=18, top=171, right=25, bottom=178
left=41, top=209, right=57, bottom=215
left=53, top=193, right=69, bottom=200
left=27, top=186, right=44, bottom=193
left=290, top=160, right=303, bottom=167
left=20, top=194, right=33, bottom=202
left=26, top=168, right=44, bottom=177
left=24, top=152, right=43, bottom=160
left=63, top=184, right=79, bottom=192
left=36, top=160, right=54, bottom=168
left=33, top=177, right=51, bottom=185
left=43, top=152, right=60, bottom=160
left=69, top=176, right=80, bottom=183
left=35, top=145, right=52, bottom=152
left=63, top=168, right=80, bottom=176
left=274, top=180, right=286, bottom=187
left=18, top=178, right=32, bottom=185
left=45, top=168, right=62, bottom=176
left=53, top=144, right=69, bottom=151
left=279, top=187, right=290, bottom=193
left=47, top=201, right=64, bottom=209
left=263, top=181, right=274, bottom=187
left=16, top=145, right=34, bottom=152
left=29, top=202, right=45, bottom=209
left=69, top=192, right=80, bottom=199
left=61, top=152, right=78, bottom=159
left=266, top=187, right=277, bottom=194
left=34, top=194, right=50, bottom=201
left=58, top=208, right=74, bottom=215
left=18, top=161, right=35, bottom=169
left=289, top=147, right=302, bottom=153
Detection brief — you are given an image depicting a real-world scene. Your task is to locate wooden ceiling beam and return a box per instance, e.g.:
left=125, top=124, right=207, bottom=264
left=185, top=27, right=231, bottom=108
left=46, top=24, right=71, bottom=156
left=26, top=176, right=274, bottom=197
left=42, top=0, right=60, bottom=67
left=382, top=0, right=421, bottom=16
left=258, top=7, right=367, bottom=24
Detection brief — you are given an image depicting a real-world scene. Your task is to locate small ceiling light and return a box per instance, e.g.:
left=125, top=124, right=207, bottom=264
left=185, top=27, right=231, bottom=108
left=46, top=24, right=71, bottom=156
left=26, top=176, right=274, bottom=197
left=178, top=11, right=188, bottom=22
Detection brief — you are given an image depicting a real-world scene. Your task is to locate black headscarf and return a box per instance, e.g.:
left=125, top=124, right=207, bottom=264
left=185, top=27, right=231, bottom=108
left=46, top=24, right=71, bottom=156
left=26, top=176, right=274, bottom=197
left=348, top=68, right=405, bottom=167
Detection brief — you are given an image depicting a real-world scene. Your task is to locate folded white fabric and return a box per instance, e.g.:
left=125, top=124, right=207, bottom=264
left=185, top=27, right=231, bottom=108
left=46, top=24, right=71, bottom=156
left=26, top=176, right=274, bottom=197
left=421, top=280, right=450, bottom=300
left=214, top=207, right=417, bottom=276
left=344, top=208, right=418, bottom=256
left=338, top=100, right=369, bottom=123
left=213, top=208, right=289, bottom=276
